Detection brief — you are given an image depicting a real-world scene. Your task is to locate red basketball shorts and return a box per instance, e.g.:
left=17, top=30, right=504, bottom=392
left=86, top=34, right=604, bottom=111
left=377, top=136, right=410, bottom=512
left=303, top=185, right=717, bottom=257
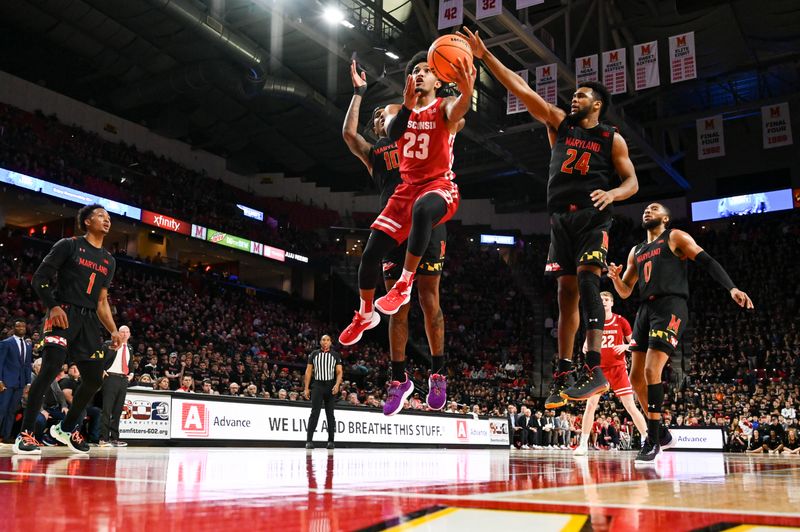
left=601, top=364, right=633, bottom=397
left=371, top=179, right=459, bottom=244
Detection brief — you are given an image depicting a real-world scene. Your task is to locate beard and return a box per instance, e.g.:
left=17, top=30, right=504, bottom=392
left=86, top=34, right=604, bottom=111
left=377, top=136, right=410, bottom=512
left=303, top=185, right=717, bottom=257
left=641, top=218, right=663, bottom=230
left=567, top=106, right=590, bottom=124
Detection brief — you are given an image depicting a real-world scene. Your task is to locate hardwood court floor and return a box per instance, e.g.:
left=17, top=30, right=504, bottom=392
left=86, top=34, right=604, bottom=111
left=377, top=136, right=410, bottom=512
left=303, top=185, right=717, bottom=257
left=1, top=446, right=799, bottom=531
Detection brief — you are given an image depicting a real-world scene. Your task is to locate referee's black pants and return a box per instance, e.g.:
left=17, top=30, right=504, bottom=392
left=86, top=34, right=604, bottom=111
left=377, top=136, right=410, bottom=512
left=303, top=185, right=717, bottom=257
left=307, top=380, right=336, bottom=443
left=100, top=374, right=128, bottom=441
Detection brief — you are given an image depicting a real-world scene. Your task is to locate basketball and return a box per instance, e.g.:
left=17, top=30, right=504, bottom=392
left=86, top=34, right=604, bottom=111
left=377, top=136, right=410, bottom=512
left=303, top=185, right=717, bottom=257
left=427, top=34, right=473, bottom=83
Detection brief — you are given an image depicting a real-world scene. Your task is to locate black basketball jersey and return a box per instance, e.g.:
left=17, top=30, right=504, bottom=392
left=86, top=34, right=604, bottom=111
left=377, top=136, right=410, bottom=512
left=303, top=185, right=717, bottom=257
left=634, top=229, right=689, bottom=300
left=38, top=236, right=116, bottom=309
left=547, top=118, right=616, bottom=213
left=367, top=137, right=402, bottom=208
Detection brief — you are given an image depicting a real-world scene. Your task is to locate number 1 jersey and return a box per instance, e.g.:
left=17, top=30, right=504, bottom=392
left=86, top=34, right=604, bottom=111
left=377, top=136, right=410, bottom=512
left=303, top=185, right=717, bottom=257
left=396, top=97, right=456, bottom=185
left=38, top=236, right=116, bottom=309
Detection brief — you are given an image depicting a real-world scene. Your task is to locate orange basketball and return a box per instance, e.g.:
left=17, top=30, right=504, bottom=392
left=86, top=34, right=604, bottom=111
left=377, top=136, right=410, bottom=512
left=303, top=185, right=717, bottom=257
left=427, top=34, right=473, bottom=83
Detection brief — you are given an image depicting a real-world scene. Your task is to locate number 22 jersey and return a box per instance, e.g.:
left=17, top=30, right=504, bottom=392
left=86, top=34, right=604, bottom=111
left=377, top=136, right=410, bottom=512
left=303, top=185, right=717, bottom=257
left=396, top=98, right=456, bottom=185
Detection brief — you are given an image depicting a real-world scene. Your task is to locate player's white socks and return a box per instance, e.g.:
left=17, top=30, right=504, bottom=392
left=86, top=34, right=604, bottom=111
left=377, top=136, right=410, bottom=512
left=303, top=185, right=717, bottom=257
left=580, top=434, right=590, bottom=448
left=359, top=298, right=374, bottom=318
left=399, top=268, right=415, bottom=285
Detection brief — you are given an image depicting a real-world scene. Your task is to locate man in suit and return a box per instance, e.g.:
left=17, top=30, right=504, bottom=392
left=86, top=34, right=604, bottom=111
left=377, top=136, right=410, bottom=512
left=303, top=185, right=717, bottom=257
left=0, top=319, right=33, bottom=443
left=100, top=325, right=133, bottom=447
left=507, top=404, right=522, bottom=448
left=529, top=410, right=545, bottom=448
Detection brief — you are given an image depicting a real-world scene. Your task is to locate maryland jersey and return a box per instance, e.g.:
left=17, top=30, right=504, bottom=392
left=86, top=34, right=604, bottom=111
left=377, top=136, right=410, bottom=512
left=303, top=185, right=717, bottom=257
left=547, top=118, right=615, bottom=213
left=396, top=98, right=456, bottom=185
left=367, top=137, right=402, bottom=208
left=600, top=313, right=632, bottom=368
left=37, top=236, right=116, bottom=309
left=634, top=229, right=689, bottom=300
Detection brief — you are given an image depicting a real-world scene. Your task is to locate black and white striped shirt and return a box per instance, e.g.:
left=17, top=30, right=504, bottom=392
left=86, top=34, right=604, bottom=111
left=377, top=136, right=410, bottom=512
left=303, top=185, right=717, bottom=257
left=308, top=349, right=342, bottom=381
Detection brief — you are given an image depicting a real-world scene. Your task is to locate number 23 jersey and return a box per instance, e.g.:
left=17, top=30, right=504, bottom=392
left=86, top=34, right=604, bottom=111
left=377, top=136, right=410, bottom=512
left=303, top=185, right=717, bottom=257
left=396, top=97, right=456, bottom=185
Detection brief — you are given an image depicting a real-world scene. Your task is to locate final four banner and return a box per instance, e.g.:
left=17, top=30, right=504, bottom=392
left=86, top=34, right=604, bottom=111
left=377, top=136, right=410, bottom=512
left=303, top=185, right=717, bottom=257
left=697, top=115, right=725, bottom=160
left=438, top=0, right=463, bottom=29
left=762, top=102, right=793, bottom=149
left=536, top=64, right=558, bottom=105
left=602, top=48, right=626, bottom=95
left=507, top=70, right=529, bottom=115
left=669, top=32, right=697, bottom=83
left=634, top=40, right=660, bottom=91
left=476, top=0, right=502, bottom=19
left=575, top=54, right=599, bottom=86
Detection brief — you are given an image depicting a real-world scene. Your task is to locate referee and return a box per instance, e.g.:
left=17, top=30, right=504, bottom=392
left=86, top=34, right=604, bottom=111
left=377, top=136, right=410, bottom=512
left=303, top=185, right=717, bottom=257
left=303, top=335, right=342, bottom=449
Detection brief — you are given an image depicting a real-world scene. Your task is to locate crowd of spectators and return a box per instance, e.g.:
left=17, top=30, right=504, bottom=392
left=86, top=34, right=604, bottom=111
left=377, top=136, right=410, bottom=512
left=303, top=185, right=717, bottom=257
left=0, top=103, right=334, bottom=256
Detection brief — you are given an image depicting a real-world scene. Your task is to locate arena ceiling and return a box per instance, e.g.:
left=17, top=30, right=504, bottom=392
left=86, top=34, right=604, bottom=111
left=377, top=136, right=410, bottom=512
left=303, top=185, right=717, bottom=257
left=1, top=0, right=798, bottom=212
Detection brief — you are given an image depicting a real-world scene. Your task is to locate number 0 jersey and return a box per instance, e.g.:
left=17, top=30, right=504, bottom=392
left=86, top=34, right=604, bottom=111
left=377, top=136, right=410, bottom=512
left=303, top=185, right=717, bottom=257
left=634, top=229, right=689, bottom=300
left=396, top=98, right=456, bottom=185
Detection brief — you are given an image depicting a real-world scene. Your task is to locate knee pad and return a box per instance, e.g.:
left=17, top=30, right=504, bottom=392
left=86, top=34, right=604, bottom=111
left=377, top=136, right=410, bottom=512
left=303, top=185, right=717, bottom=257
left=647, top=383, right=664, bottom=414
left=577, top=271, right=603, bottom=330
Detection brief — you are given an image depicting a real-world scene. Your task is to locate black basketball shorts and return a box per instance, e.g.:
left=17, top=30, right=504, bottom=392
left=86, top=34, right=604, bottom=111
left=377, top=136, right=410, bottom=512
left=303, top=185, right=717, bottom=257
left=42, top=304, right=105, bottom=363
left=382, top=223, right=447, bottom=281
left=545, top=207, right=612, bottom=277
left=629, top=296, right=689, bottom=356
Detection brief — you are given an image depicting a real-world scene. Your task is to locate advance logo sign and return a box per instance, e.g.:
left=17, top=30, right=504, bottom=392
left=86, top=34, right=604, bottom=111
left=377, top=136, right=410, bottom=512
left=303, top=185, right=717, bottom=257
left=182, top=403, right=210, bottom=437
left=456, top=420, right=469, bottom=442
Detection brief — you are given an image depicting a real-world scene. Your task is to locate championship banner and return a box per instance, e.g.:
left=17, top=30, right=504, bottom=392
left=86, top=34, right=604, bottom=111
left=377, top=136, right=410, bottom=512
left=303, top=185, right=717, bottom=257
left=669, top=32, right=697, bottom=83
left=171, top=397, right=509, bottom=446
left=575, top=54, right=599, bottom=86
left=507, top=69, right=529, bottom=114
left=762, top=102, right=793, bottom=149
left=517, top=0, right=545, bottom=8
left=119, top=393, right=171, bottom=440
left=634, top=40, right=660, bottom=91
left=602, top=48, right=626, bottom=95
left=476, top=0, right=502, bottom=19
left=697, top=115, right=725, bottom=160
left=535, top=63, right=557, bottom=106
left=437, top=0, right=463, bottom=30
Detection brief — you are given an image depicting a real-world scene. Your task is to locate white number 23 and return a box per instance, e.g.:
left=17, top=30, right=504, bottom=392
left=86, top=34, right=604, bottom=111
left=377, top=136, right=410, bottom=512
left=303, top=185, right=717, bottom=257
left=402, top=132, right=430, bottom=160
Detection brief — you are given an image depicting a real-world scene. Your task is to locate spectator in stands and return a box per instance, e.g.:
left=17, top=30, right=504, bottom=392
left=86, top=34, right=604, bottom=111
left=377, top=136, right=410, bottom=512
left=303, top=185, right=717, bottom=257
left=155, top=377, right=170, bottom=391
left=177, top=376, right=194, bottom=393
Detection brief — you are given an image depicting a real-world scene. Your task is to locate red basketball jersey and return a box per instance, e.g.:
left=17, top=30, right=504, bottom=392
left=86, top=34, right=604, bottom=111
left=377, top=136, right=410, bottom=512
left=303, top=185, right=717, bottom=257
left=396, top=97, right=456, bottom=185
left=600, top=314, right=632, bottom=367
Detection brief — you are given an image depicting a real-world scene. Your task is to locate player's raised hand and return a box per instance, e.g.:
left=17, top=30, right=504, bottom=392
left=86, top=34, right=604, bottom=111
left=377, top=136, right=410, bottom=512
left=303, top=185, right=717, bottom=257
left=350, top=60, right=367, bottom=92
left=402, top=74, right=420, bottom=109
left=457, top=27, right=488, bottom=59
left=730, top=288, right=754, bottom=309
left=607, top=263, right=623, bottom=280
left=451, top=56, right=477, bottom=96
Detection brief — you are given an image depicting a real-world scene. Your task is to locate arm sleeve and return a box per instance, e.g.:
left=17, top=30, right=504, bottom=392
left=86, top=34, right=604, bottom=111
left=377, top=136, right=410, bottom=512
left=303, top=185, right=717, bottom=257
left=32, top=238, right=74, bottom=309
left=387, top=106, right=412, bottom=142
left=694, top=251, right=736, bottom=291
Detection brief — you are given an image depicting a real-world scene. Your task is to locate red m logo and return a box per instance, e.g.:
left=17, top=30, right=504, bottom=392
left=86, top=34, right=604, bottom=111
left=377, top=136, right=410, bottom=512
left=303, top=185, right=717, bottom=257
left=667, top=315, right=682, bottom=334
left=582, top=57, right=592, bottom=68
left=609, top=51, right=619, bottom=62
left=676, top=36, right=687, bottom=47
left=705, top=119, right=715, bottom=130
left=542, top=66, right=550, bottom=77
left=641, top=44, right=651, bottom=55
left=770, top=106, right=781, bottom=118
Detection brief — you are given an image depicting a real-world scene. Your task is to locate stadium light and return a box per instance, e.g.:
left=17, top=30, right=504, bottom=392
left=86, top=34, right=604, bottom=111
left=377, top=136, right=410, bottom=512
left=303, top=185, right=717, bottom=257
left=323, top=6, right=345, bottom=24
left=385, top=51, right=400, bottom=60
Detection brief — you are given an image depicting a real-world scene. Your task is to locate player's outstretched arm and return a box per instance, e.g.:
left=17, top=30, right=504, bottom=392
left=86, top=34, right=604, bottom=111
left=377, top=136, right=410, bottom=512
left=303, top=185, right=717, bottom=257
left=457, top=27, right=565, bottom=133
left=607, top=247, right=638, bottom=299
left=670, top=230, right=754, bottom=309
left=343, top=60, right=373, bottom=173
